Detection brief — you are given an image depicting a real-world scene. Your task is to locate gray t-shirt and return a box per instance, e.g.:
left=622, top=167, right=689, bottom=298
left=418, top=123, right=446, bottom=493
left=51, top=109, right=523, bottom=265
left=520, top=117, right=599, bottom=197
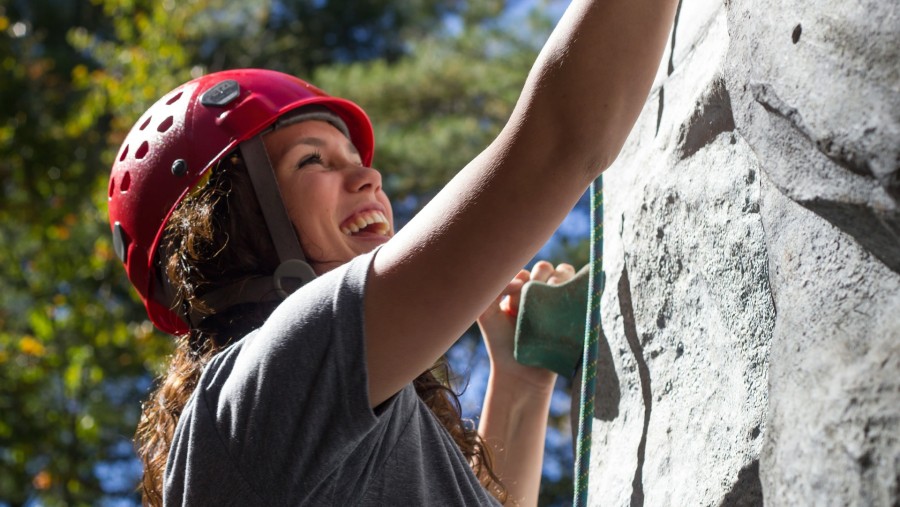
left=163, top=251, right=501, bottom=506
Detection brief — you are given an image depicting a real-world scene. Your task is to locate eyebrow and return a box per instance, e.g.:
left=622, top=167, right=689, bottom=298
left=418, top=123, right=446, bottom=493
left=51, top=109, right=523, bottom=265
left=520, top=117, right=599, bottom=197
left=277, top=137, right=360, bottom=162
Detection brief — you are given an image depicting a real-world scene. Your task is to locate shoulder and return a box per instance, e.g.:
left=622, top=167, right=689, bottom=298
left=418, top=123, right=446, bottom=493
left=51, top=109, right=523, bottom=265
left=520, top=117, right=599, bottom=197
left=189, top=249, right=380, bottom=430
left=263, top=248, right=375, bottom=335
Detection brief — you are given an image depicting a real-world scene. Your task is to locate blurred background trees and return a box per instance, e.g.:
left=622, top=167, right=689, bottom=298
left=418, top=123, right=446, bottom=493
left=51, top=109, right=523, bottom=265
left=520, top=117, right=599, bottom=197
left=0, top=0, right=581, bottom=504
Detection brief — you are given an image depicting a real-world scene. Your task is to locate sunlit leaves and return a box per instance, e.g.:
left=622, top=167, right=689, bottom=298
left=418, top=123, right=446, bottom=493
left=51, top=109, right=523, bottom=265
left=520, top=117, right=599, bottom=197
left=0, top=2, right=173, bottom=500
left=315, top=13, right=546, bottom=202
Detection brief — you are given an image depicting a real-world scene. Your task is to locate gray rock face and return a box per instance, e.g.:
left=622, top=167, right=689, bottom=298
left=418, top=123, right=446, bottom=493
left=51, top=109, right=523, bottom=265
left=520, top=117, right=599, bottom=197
left=585, top=0, right=899, bottom=505
left=757, top=170, right=900, bottom=506
left=726, top=0, right=900, bottom=274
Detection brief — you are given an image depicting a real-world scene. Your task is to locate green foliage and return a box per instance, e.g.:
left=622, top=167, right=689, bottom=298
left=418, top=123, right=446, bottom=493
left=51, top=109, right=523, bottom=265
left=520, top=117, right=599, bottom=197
left=314, top=10, right=544, bottom=201
left=195, top=0, right=474, bottom=73
left=0, top=1, right=170, bottom=503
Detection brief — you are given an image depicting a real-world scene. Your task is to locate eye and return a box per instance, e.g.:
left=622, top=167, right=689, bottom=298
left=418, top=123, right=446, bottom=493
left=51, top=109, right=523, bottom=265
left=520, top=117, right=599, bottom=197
left=297, top=151, right=323, bottom=169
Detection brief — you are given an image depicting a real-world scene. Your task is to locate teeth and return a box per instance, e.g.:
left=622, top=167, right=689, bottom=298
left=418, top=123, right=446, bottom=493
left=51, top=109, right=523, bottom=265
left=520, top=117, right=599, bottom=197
left=342, top=210, right=390, bottom=236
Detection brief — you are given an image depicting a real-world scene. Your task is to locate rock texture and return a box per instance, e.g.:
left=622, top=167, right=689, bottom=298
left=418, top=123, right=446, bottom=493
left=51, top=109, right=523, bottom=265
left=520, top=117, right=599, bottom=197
left=585, top=0, right=899, bottom=505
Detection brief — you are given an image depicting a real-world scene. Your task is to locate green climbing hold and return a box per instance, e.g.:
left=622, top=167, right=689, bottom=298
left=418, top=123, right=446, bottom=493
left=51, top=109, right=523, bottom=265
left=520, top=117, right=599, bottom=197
left=514, top=264, right=591, bottom=378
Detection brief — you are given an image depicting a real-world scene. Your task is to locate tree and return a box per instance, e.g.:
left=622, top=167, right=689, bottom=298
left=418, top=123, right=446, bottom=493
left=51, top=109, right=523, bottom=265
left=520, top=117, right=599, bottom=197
left=313, top=3, right=548, bottom=202
left=0, top=0, right=171, bottom=503
left=193, top=0, right=470, bottom=74
left=0, top=0, right=475, bottom=504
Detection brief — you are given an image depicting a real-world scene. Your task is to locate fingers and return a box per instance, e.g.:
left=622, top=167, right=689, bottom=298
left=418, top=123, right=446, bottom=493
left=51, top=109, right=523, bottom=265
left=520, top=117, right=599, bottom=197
left=531, top=260, right=575, bottom=286
left=500, top=269, right=531, bottom=316
left=513, top=268, right=531, bottom=284
left=496, top=262, right=575, bottom=317
left=550, top=262, right=575, bottom=285
left=500, top=269, right=530, bottom=296
left=531, top=261, right=554, bottom=283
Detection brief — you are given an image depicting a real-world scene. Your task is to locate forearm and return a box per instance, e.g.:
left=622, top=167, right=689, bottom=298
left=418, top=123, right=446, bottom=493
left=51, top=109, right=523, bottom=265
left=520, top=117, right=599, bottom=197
left=510, top=0, right=680, bottom=172
left=478, top=371, right=555, bottom=507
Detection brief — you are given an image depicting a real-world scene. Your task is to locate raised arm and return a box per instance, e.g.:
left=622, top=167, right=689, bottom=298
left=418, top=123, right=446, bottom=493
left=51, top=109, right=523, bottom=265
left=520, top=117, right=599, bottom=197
left=365, top=0, right=679, bottom=406
left=476, top=262, right=575, bottom=505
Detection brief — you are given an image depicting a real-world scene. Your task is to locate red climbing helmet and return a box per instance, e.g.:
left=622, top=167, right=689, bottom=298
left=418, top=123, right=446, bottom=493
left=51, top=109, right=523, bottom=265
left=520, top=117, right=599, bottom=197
left=108, top=69, right=374, bottom=335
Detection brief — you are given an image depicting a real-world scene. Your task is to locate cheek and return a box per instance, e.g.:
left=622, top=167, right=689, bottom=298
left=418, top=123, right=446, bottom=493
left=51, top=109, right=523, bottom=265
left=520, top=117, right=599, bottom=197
left=380, top=194, right=395, bottom=229
left=281, top=177, right=329, bottom=234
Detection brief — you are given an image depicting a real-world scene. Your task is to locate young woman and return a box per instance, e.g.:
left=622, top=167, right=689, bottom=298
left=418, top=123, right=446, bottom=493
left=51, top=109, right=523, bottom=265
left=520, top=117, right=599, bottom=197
left=109, top=0, right=678, bottom=504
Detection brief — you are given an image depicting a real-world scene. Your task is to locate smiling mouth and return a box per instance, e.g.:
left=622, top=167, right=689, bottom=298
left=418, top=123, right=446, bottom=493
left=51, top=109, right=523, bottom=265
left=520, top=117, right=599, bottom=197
left=341, top=210, right=391, bottom=237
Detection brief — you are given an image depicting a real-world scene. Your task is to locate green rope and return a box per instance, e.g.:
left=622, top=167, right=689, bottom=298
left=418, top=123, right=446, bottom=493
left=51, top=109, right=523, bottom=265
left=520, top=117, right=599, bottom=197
left=574, top=176, right=604, bottom=506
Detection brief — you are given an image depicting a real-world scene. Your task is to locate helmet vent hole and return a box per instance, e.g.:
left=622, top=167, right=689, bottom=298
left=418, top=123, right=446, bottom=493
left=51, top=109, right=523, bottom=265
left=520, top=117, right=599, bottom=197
left=120, top=171, right=131, bottom=192
left=139, top=116, right=152, bottom=131
left=157, top=116, right=174, bottom=132
left=119, top=145, right=129, bottom=161
left=135, top=141, right=149, bottom=160
left=108, top=177, right=116, bottom=197
left=166, top=91, right=183, bottom=105
left=113, top=222, right=129, bottom=263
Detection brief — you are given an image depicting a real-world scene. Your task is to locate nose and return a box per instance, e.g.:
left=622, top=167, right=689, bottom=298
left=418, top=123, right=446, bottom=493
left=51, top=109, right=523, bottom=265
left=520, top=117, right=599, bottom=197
left=346, top=165, right=383, bottom=194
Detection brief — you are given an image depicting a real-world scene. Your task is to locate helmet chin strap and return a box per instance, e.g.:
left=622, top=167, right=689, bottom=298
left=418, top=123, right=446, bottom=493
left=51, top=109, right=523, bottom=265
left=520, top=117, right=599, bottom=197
left=238, top=135, right=317, bottom=291
left=178, top=136, right=316, bottom=327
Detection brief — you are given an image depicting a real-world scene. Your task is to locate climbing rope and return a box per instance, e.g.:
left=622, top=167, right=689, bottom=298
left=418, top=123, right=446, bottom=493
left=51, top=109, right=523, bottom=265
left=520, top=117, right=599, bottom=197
left=573, top=176, right=604, bottom=506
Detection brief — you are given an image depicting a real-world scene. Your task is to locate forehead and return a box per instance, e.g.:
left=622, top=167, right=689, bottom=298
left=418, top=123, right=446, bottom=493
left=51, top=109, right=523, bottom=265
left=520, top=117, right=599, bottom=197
left=263, top=120, right=359, bottom=160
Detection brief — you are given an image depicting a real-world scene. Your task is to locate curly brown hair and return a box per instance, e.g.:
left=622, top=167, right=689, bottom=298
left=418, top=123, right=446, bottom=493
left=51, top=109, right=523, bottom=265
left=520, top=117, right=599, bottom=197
left=134, top=153, right=507, bottom=505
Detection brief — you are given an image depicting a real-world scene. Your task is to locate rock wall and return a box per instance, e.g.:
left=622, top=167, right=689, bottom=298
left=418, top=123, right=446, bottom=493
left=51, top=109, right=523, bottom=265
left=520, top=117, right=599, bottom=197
left=585, top=0, right=899, bottom=505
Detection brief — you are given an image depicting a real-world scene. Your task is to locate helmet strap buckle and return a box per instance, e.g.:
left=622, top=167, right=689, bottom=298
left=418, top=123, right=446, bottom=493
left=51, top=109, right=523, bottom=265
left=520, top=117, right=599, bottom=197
left=273, top=259, right=317, bottom=298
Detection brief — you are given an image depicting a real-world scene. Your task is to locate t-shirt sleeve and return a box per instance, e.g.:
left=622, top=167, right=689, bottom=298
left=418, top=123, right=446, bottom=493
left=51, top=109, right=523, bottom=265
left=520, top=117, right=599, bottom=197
left=198, top=250, right=389, bottom=503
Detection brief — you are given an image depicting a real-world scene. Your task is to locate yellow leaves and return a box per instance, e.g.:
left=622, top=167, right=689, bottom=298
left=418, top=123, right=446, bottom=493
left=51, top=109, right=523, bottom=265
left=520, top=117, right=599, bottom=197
left=28, top=309, right=53, bottom=341
left=19, top=336, right=45, bottom=357
left=93, top=237, right=115, bottom=262
left=133, top=11, right=150, bottom=33
left=1, top=56, right=14, bottom=73
left=63, top=360, right=81, bottom=394
left=141, top=84, right=156, bottom=101
left=0, top=16, right=8, bottom=32
left=89, top=365, right=104, bottom=383
left=71, top=64, right=88, bottom=84
left=0, top=124, right=11, bottom=146
left=63, top=346, right=95, bottom=395
left=67, top=479, right=81, bottom=494
left=132, top=320, right=155, bottom=343
left=77, top=413, right=98, bottom=442
left=49, top=224, right=70, bottom=240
